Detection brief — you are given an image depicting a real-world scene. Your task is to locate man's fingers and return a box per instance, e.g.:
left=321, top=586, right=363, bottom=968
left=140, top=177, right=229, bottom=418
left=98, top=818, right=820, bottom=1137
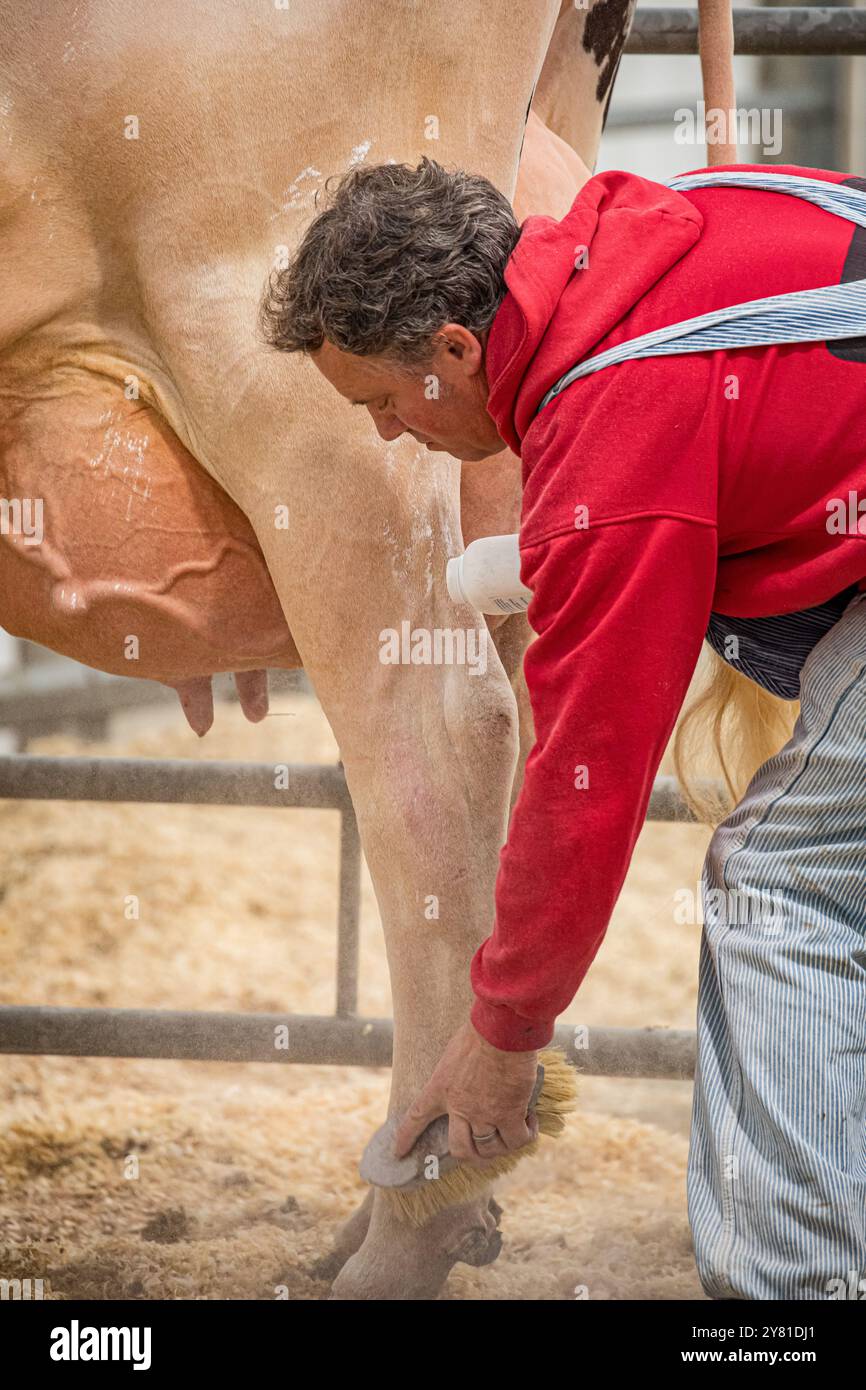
left=449, top=1110, right=539, bottom=1164
left=392, top=1090, right=443, bottom=1159
left=449, top=1113, right=489, bottom=1163
left=396, top=1107, right=537, bottom=1165
left=496, top=1114, right=537, bottom=1152
left=449, top=1114, right=509, bottom=1164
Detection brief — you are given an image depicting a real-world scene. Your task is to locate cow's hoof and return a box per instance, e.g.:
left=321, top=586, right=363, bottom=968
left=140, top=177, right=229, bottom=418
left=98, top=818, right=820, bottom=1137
left=447, top=1210, right=503, bottom=1267
left=328, top=1194, right=503, bottom=1300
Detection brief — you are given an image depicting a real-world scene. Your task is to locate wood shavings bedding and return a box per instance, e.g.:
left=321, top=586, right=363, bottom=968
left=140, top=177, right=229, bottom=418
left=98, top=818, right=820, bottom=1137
left=0, top=695, right=710, bottom=1299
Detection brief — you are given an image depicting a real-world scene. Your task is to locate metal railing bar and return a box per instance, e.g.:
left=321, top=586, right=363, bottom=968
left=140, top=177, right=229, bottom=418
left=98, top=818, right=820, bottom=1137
left=0, top=757, right=715, bottom=822
left=627, top=7, right=866, bottom=57
left=0, top=1006, right=696, bottom=1079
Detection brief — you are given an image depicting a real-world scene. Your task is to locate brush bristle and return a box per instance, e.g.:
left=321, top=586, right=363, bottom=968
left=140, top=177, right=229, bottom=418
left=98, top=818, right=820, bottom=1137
left=385, top=1048, right=577, bottom=1227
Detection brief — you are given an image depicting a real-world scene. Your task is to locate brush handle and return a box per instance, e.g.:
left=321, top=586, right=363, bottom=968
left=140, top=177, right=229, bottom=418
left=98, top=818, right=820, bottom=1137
left=528, top=1064, right=545, bottom=1112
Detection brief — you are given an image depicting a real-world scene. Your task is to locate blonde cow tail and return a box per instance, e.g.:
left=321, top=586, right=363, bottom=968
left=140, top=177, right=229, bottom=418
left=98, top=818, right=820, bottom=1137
left=674, top=652, right=800, bottom=827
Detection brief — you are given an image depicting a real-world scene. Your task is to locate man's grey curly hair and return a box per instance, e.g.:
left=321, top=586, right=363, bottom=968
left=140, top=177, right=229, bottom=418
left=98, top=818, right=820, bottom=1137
left=259, top=157, right=521, bottom=368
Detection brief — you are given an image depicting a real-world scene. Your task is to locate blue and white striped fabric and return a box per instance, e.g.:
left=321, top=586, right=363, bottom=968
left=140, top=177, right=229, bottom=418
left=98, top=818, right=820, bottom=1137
left=536, top=172, right=866, bottom=413
left=704, top=586, right=860, bottom=701
left=689, top=589, right=866, bottom=1299
left=559, top=171, right=866, bottom=1298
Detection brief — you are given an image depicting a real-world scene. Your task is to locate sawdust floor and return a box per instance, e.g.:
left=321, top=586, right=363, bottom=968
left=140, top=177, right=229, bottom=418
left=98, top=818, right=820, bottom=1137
left=0, top=692, right=712, bottom=1300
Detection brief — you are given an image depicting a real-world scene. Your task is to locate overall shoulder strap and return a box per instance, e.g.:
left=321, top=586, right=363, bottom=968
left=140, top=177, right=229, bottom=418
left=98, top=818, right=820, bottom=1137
left=536, top=172, right=866, bottom=416
left=668, top=169, right=866, bottom=229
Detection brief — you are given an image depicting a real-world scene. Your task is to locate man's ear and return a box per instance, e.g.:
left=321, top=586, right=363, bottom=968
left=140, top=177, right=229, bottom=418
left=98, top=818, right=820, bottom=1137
left=438, top=324, right=484, bottom=375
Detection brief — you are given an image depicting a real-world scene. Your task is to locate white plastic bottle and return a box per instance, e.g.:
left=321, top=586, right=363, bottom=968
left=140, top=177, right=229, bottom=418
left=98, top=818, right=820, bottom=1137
left=446, top=533, right=533, bottom=615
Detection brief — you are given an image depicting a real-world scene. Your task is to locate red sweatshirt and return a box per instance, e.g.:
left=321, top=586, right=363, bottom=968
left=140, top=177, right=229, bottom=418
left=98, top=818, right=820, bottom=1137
left=469, top=163, right=866, bottom=1051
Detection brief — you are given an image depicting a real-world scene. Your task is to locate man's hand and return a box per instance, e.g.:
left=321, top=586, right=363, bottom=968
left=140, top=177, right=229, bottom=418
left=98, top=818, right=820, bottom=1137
left=392, top=1020, right=539, bottom=1165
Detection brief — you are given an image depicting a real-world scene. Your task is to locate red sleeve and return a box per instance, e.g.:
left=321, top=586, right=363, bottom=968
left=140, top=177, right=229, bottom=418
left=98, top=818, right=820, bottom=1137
left=469, top=515, right=717, bottom=1050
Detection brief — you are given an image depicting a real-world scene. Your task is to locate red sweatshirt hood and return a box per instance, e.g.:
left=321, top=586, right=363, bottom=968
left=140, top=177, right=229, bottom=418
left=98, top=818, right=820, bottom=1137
left=485, top=170, right=705, bottom=456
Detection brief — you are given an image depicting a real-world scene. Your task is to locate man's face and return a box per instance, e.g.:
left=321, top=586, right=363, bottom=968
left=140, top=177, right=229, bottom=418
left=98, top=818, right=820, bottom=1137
left=311, top=325, right=506, bottom=462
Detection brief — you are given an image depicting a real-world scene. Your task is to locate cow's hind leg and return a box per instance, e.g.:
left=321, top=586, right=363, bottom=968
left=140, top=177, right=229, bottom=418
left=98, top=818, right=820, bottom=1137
left=460, top=444, right=536, bottom=817
left=216, top=398, right=519, bottom=1299
left=491, top=611, right=535, bottom=816
left=531, top=0, right=638, bottom=164
left=311, top=1189, right=375, bottom=1283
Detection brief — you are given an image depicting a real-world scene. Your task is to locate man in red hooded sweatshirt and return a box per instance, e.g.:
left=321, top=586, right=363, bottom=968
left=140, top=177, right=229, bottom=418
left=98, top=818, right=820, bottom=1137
left=262, top=155, right=866, bottom=1299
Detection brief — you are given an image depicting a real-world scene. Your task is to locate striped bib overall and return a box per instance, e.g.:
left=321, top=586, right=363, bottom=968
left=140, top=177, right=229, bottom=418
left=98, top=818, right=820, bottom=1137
left=536, top=171, right=866, bottom=1299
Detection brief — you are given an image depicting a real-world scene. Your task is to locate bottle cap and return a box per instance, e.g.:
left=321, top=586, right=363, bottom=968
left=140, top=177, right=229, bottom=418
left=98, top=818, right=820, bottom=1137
left=446, top=555, right=466, bottom=606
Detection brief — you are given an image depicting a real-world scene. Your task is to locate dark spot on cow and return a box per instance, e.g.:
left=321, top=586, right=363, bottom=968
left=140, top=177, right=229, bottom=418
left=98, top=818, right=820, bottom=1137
left=582, top=0, right=636, bottom=104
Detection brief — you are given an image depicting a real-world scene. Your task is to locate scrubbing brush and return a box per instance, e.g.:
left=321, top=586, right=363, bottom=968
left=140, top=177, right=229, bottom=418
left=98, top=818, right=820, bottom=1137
left=359, top=1047, right=578, bottom=1226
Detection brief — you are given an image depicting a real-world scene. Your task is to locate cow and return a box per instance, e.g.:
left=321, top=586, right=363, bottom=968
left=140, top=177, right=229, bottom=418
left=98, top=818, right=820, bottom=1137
left=0, top=0, right=730, bottom=1298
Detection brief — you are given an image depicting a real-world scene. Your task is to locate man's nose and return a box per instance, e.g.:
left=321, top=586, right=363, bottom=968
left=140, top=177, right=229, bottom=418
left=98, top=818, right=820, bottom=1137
left=370, top=410, right=406, bottom=443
